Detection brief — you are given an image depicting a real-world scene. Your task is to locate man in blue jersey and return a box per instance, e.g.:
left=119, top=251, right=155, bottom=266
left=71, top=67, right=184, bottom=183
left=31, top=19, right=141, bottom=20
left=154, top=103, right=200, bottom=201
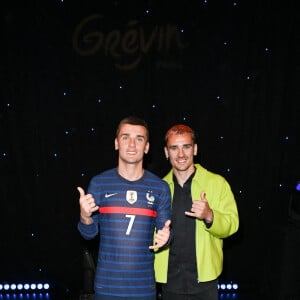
left=77, top=116, right=172, bottom=300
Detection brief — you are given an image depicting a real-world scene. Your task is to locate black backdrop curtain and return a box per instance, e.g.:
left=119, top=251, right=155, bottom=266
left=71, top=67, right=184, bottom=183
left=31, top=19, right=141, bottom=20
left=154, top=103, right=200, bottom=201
left=1, top=0, right=299, bottom=298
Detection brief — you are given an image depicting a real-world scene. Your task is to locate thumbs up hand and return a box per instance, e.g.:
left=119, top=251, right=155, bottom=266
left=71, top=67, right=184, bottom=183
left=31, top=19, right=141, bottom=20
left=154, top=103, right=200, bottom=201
left=77, top=187, right=99, bottom=224
left=149, top=220, right=171, bottom=250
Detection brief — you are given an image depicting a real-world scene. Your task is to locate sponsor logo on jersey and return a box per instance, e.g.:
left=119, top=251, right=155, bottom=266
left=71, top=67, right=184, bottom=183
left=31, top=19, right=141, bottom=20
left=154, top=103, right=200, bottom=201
left=105, top=193, right=118, bottom=198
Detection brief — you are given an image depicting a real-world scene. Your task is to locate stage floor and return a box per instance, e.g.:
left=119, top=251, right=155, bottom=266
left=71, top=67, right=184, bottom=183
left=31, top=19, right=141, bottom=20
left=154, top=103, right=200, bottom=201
left=0, top=292, right=266, bottom=300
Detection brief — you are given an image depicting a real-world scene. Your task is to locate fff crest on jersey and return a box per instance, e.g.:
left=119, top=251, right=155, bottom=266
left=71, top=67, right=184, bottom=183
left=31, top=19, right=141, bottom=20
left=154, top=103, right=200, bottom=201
left=126, top=190, right=137, bottom=204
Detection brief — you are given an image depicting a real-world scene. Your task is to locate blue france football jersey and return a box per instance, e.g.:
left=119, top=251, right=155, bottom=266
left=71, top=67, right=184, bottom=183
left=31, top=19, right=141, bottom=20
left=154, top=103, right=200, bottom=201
left=78, top=168, right=171, bottom=299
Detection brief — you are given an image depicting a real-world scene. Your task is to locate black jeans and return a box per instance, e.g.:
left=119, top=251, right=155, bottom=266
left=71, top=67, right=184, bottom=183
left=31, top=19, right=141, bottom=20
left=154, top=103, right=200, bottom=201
left=161, top=279, right=218, bottom=300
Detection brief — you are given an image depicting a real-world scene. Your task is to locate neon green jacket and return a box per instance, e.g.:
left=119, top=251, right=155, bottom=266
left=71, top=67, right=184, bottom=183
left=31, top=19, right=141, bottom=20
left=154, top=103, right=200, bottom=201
left=154, top=163, right=239, bottom=283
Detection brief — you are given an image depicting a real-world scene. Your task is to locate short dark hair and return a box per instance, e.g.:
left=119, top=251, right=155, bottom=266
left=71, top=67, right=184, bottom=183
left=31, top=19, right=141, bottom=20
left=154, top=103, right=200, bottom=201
left=116, top=116, right=149, bottom=141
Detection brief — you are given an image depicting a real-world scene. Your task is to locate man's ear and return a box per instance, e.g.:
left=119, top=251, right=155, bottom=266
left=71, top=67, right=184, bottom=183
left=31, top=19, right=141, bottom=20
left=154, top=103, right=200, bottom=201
left=144, top=142, right=150, bottom=154
left=194, top=144, right=198, bottom=156
left=164, top=147, right=169, bottom=159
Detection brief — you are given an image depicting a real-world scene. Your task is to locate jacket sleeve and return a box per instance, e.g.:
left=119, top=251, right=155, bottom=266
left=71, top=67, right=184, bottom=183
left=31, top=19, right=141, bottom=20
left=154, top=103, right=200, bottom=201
left=205, top=176, right=239, bottom=238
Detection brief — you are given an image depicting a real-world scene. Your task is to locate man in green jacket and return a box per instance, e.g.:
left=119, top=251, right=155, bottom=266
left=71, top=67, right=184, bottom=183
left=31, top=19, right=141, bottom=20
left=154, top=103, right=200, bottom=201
left=154, top=124, right=239, bottom=300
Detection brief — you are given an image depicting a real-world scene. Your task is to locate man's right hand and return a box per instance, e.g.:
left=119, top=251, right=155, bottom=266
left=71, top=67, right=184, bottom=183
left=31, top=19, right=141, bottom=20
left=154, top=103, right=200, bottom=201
left=77, top=187, right=99, bottom=224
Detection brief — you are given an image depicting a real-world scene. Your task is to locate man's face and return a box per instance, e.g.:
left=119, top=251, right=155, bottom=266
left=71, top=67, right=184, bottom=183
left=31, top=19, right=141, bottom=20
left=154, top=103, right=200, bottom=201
left=115, top=124, right=149, bottom=165
left=165, top=133, right=197, bottom=172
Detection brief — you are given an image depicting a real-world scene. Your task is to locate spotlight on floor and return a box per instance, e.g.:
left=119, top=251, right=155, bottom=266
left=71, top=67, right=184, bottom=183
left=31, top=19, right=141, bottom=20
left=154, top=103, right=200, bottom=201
left=218, top=282, right=239, bottom=291
left=0, top=282, right=50, bottom=292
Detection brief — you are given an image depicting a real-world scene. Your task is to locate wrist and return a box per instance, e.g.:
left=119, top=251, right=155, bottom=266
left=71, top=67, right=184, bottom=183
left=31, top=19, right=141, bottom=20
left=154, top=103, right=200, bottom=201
left=80, top=214, right=93, bottom=224
left=204, top=210, right=214, bottom=228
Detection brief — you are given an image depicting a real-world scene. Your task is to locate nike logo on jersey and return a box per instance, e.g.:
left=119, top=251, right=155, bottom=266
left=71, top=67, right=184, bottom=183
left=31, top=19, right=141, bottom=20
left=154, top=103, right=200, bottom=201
left=105, top=193, right=118, bottom=198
